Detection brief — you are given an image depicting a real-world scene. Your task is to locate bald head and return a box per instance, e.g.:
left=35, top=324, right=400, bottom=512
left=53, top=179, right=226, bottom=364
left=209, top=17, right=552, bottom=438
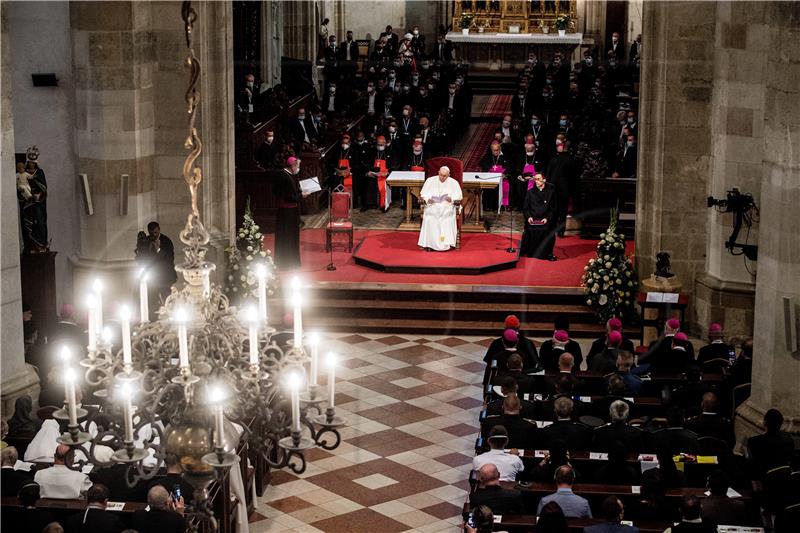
left=558, top=352, right=574, bottom=371
left=54, top=444, right=71, bottom=465
left=503, top=393, right=521, bottom=416
left=701, top=391, right=719, bottom=413
left=478, top=463, right=500, bottom=485
left=147, top=485, right=171, bottom=510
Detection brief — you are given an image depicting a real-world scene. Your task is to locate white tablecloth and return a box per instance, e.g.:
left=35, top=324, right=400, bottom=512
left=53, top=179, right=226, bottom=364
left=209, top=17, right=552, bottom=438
left=446, top=31, right=583, bottom=45
left=385, top=171, right=503, bottom=211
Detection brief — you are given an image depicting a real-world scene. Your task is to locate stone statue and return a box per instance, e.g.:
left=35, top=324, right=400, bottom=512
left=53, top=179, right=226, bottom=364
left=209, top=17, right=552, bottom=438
left=18, top=146, right=49, bottom=253
left=655, top=251, right=674, bottom=278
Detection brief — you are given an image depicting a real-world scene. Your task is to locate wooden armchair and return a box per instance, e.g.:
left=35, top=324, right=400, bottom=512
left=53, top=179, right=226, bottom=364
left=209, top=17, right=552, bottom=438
left=423, top=157, right=464, bottom=249
left=326, top=186, right=354, bottom=252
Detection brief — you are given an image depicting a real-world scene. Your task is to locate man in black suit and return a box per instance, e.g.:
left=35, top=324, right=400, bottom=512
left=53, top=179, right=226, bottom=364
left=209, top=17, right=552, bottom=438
left=701, top=471, right=749, bottom=527
left=607, top=31, right=624, bottom=60
left=321, top=81, right=342, bottom=117
left=612, top=133, right=637, bottom=179
left=592, top=400, right=644, bottom=453
left=288, top=107, right=312, bottom=152
left=146, top=454, right=195, bottom=506
left=341, top=30, right=359, bottom=65
left=728, top=338, right=753, bottom=386
left=323, top=35, right=342, bottom=83
left=89, top=461, right=148, bottom=502
left=545, top=133, right=579, bottom=236
left=3, top=482, right=57, bottom=533
left=431, top=34, right=454, bottom=64
left=416, top=116, right=439, bottom=155
left=255, top=129, right=278, bottom=170
left=696, top=323, right=734, bottom=366
left=746, top=408, right=796, bottom=479
left=132, top=485, right=188, bottom=533
left=629, top=34, right=642, bottom=63
left=380, top=25, right=399, bottom=55
left=65, top=484, right=126, bottom=533
left=543, top=397, right=591, bottom=450
left=485, top=377, right=536, bottom=420
left=410, top=25, right=426, bottom=58
left=684, top=392, right=735, bottom=447
left=494, top=354, right=535, bottom=394
left=492, top=394, right=540, bottom=449
left=1, top=446, right=32, bottom=497
left=544, top=353, right=583, bottom=399
left=649, top=406, right=699, bottom=454
left=469, top=464, right=523, bottom=515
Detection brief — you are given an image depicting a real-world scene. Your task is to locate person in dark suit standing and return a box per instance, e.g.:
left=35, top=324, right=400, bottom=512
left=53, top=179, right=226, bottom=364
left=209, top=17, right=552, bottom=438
left=746, top=408, right=796, bottom=480
left=1, top=447, right=32, bottom=497
left=629, top=34, right=642, bottom=63
left=469, top=464, right=523, bottom=515
left=321, top=81, right=342, bottom=117
left=142, top=221, right=176, bottom=306
left=65, top=484, right=126, bottom=533
left=607, top=31, right=624, bottom=60
left=273, top=157, right=305, bottom=270
left=613, top=133, right=637, bottom=179
left=380, top=25, right=399, bottom=55
left=545, top=135, right=579, bottom=237
left=132, top=485, right=188, bottom=533
left=431, top=34, right=454, bottom=64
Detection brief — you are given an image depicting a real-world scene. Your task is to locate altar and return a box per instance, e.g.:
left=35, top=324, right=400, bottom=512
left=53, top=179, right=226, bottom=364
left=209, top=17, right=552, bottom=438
left=386, top=171, right=502, bottom=232
left=446, top=30, right=583, bottom=69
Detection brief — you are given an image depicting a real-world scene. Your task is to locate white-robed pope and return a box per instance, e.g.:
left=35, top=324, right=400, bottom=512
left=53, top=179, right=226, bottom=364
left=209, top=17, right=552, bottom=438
left=418, top=166, right=463, bottom=251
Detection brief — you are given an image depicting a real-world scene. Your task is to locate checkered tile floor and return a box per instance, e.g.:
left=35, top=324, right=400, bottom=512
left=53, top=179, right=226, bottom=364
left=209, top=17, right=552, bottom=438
left=249, top=332, right=590, bottom=532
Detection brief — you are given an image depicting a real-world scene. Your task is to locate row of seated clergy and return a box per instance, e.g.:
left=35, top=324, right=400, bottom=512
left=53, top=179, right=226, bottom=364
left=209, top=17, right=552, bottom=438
left=481, top=394, right=734, bottom=455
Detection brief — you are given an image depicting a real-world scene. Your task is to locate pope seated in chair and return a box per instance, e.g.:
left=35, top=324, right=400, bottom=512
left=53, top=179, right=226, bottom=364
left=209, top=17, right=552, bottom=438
left=418, top=166, right=462, bottom=251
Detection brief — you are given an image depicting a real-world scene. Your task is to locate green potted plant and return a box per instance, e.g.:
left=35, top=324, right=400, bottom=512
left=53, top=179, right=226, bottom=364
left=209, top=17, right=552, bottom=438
left=555, top=14, right=570, bottom=37
left=460, top=14, right=473, bottom=35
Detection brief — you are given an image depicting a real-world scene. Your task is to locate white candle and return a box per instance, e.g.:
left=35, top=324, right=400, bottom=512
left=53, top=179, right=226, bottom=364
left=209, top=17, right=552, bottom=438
left=292, top=292, right=303, bottom=349
left=210, top=386, right=225, bottom=449
left=246, top=306, right=259, bottom=366
left=139, top=271, right=149, bottom=323
left=175, top=307, right=189, bottom=369
left=65, top=369, right=78, bottom=426
left=120, top=305, right=132, bottom=367
left=202, top=269, right=211, bottom=298
left=288, top=372, right=302, bottom=433
left=255, top=264, right=268, bottom=322
left=60, top=347, right=71, bottom=409
left=327, top=353, right=337, bottom=408
left=121, top=383, right=134, bottom=442
left=86, top=294, right=97, bottom=351
left=92, top=278, right=104, bottom=331
left=309, top=333, right=319, bottom=386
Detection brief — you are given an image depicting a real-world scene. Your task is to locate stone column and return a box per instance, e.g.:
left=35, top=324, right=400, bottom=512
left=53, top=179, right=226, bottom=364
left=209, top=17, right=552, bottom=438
left=262, top=1, right=284, bottom=89
left=635, top=1, right=716, bottom=329
left=736, top=1, right=800, bottom=439
left=283, top=0, right=318, bottom=63
left=1, top=8, right=40, bottom=413
left=693, top=1, right=768, bottom=338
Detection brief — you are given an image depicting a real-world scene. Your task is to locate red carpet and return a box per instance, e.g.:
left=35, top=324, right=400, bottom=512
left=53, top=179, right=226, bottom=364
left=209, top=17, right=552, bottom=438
left=476, top=94, right=512, bottom=118
left=460, top=123, right=497, bottom=171
left=352, top=232, right=518, bottom=274
left=265, top=229, right=634, bottom=289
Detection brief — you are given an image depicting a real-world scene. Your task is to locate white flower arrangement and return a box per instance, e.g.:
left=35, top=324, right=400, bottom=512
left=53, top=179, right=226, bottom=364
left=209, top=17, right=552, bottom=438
left=223, top=199, right=277, bottom=304
left=580, top=209, right=639, bottom=324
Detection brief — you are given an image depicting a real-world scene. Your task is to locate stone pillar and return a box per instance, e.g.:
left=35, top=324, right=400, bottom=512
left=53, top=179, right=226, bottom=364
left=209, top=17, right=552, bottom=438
left=284, top=0, right=318, bottom=63
left=736, top=1, right=800, bottom=439
left=1, top=8, right=40, bottom=414
left=262, top=1, right=284, bottom=89
left=68, top=1, right=159, bottom=305
left=636, top=1, right=716, bottom=330
left=693, top=1, right=768, bottom=338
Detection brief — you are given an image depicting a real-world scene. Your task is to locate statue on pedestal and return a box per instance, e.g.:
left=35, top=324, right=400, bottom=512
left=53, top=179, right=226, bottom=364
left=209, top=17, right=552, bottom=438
left=642, top=250, right=682, bottom=293
left=655, top=251, right=675, bottom=278
left=18, top=146, right=49, bottom=253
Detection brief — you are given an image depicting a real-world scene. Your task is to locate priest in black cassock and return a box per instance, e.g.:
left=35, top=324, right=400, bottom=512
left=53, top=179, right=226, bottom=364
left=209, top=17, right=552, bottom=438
left=274, top=156, right=304, bottom=270
left=520, top=172, right=557, bottom=261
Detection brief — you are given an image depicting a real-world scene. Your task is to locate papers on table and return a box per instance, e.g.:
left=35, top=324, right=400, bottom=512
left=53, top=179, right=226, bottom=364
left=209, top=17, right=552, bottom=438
left=589, top=452, right=608, bottom=460
left=530, top=369, right=546, bottom=375
left=645, top=292, right=680, bottom=303
left=717, top=527, right=764, bottom=533
left=493, top=515, right=503, bottom=523
left=522, top=393, right=544, bottom=401
left=631, top=485, right=641, bottom=494
left=492, top=385, right=506, bottom=397
left=704, top=488, right=742, bottom=498
left=535, top=421, right=553, bottom=429
left=576, top=396, right=592, bottom=403
left=505, top=449, right=524, bottom=456
left=106, top=502, right=126, bottom=511
left=533, top=450, right=547, bottom=458
left=14, top=460, right=34, bottom=471
left=299, top=177, right=321, bottom=195
left=624, top=397, right=635, bottom=402
left=696, top=455, right=719, bottom=464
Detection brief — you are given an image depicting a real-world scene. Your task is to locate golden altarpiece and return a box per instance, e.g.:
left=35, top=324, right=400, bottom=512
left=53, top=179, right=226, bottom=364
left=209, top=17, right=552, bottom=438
left=454, top=0, right=578, bottom=34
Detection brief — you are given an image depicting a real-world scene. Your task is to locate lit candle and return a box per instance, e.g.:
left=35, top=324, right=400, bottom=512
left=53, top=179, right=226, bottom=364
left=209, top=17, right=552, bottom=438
left=59, top=347, right=71, bottom=408
left=255, top=264, right=268, bottom=322
left=292, top=292, right=303, bottom=349
left=202, top=269, right=211, bottom=298
left=246, top=306, right=259, bottom=366
left=139, top=270, right=149, bottom=323
left=288, top=372, right=302, bottom=433
left=65, top=368, right=78, bottom=426
left=119, top=305, right=132, bottom=367
left=86, top=294, right=97, bottom=351
left=309, top=333, right=319, bottom=386
left=327, top=353, right=337, bottom=408
left=174, top=307, right=190, bottom=369
left=120, top=383, right=134, bottom=442
left=210, top=386, right=226, bottom=449
left=92, top=278, right=104, bottom=331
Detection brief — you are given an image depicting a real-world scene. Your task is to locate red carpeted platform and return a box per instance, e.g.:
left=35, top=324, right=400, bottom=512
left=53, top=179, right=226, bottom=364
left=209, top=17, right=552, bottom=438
left=264, top=229, right=634, bottom=289
left=352, top=232, right=518, bottom=275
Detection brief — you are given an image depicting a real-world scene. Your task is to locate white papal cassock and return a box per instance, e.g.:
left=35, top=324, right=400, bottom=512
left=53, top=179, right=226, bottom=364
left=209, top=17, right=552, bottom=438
left=417, top=175, right=463, bottom=251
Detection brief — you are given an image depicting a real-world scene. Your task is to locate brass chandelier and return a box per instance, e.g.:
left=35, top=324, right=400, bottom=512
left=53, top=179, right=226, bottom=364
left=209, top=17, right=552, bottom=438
left=52, top=3, right=345, bottom=530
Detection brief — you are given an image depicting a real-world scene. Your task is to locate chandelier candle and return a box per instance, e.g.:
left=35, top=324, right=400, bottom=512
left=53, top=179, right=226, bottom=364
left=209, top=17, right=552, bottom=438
left=120, top=306, right=133, bottom=367
left=65, top=369, right=78, bottom=426
left=246, top=306, right=259, bottom=366
left=86, top=294, right=97, bottom=351
left=211, top=387, right=226, bottom=449
left=255, top=264, right=268, bottom=321
left=292, top=292, right=303, bottom=349
left=309, top=333, right=319, bottom=386
left=327, top=353, right=336, bottom=408
left=121, top=384, right=134, bottom=442
left=60, top=347, right=71, bottom=407
left=175, top=307, right=190, bottom=369
left=289, top=372, right=301, bottom=433
left=139, top=271, right=149, bottom=323
left=92, top=278, right=104, bottom=331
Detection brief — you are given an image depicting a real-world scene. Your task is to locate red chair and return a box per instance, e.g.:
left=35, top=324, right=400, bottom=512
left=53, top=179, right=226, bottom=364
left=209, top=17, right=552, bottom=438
left=326, top=186, right=353, bottom=252
left=423, top=157, right=464, bottom=249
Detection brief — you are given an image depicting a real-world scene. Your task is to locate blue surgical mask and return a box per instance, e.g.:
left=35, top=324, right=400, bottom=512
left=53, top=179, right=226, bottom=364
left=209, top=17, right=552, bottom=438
left=559, top=119, right=567, bottom=127
left=532, top=119, right=539, bottom=126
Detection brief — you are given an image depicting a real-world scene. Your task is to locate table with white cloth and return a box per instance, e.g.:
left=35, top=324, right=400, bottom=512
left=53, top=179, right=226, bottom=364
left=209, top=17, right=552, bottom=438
left=445, top=31, right=583, bottom=69
left=386, top=171, right=502, bottom=232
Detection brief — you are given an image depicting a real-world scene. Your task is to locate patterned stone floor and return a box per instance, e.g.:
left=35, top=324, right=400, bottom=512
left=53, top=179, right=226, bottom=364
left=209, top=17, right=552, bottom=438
left=247, top=332, right=488, bottom=532
left=248, top=332, right=591, bottom=533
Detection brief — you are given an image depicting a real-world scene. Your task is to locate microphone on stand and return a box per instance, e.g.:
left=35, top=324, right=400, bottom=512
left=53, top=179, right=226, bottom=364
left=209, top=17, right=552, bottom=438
left=506, top=195, right=516, bottom=254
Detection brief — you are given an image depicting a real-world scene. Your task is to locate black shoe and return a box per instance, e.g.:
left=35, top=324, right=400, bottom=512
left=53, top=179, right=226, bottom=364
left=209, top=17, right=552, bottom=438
left=548, top=254, right=557, bottom=261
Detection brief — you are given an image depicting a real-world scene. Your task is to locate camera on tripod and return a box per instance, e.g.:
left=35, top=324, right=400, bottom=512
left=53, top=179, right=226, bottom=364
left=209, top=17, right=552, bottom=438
left=707, top=187, right=758, bottom=261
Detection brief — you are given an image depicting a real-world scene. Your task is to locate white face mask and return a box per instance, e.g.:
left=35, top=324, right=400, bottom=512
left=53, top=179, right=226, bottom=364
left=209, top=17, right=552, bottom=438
left=298, top=114, right=306, bottom=120
left=341, top=144, right=349, bottom=150
left=413, top=148, right=422, bottom=155
left=526, top=150, right=534, bottom=156
left=402, top=109, right=410, bottom=116
left=376, top=145, right=385, bottom=151
left=388, top=126, right=396, bottom=133
left=330, top=88, right=336, bottom=94
left=413, top=30, right=419, bottom=36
